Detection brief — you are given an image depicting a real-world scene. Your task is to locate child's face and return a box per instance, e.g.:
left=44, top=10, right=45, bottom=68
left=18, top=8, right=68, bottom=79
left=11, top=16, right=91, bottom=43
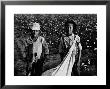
left=68, top=23, right=73, bottom=35
left=34, top=30, right=39, bottom=37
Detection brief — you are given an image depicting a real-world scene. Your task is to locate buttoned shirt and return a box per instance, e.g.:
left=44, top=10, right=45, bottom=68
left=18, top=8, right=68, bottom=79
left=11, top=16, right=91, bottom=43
left=64, top=34, right=75, bottom=48
left=32, top=36, right=49, bottom=61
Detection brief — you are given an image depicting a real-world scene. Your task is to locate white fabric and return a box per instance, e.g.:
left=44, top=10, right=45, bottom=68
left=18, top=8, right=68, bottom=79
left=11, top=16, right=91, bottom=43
left=33, top=36, right=44, bottom=60
left=42, top=40, right=77, bottom=76
left=69, top=34, right=75, bottom=46
left=64, top=33, right=75, bottom=48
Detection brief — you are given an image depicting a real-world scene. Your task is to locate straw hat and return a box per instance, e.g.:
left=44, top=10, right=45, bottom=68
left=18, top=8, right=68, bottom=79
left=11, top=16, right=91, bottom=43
left=31, top=22, right=40, bottom=30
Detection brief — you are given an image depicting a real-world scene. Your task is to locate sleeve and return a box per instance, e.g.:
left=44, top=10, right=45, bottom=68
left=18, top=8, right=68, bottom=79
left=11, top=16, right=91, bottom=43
left=42, top=38, right=49, bottom=55
left=75, top=35, right=80, bottom=43
left=59, top=37, right=63, bottom=53
left=78, top=43, right=82, bottom=50
left=75, top=35, right=82, bottom=50
left=26, top=36, right=33, bottom=45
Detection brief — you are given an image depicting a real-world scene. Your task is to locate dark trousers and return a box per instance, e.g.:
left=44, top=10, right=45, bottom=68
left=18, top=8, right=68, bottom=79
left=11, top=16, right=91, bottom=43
left=31, top=59, right=44, bottom=76
left=71, top=60, right=79, bottom=76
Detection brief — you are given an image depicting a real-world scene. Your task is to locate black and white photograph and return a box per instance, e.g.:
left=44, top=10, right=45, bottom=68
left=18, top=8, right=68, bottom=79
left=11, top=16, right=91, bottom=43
left=4, top=4, right=106, bottom=85
left=14, top=14, right=97, bottom=76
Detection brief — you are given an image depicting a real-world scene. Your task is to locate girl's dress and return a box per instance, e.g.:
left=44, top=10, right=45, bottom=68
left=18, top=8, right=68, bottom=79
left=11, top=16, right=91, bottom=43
left=42, top=37, right=77, bottom=76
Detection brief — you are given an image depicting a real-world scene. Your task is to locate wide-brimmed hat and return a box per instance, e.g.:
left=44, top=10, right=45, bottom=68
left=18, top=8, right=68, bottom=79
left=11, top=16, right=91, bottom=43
left=31, top=22, right=40, bottom=30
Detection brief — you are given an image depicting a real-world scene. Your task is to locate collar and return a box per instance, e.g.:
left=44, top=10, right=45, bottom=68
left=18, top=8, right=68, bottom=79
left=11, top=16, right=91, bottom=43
left=33, top=36, right=39, bottom=42
left=69, top=33, right=74, bottom=38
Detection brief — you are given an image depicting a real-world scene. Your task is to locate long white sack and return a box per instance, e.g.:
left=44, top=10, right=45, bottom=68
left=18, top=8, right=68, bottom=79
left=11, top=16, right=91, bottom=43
left=42, top=41, right=77, bottom=76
